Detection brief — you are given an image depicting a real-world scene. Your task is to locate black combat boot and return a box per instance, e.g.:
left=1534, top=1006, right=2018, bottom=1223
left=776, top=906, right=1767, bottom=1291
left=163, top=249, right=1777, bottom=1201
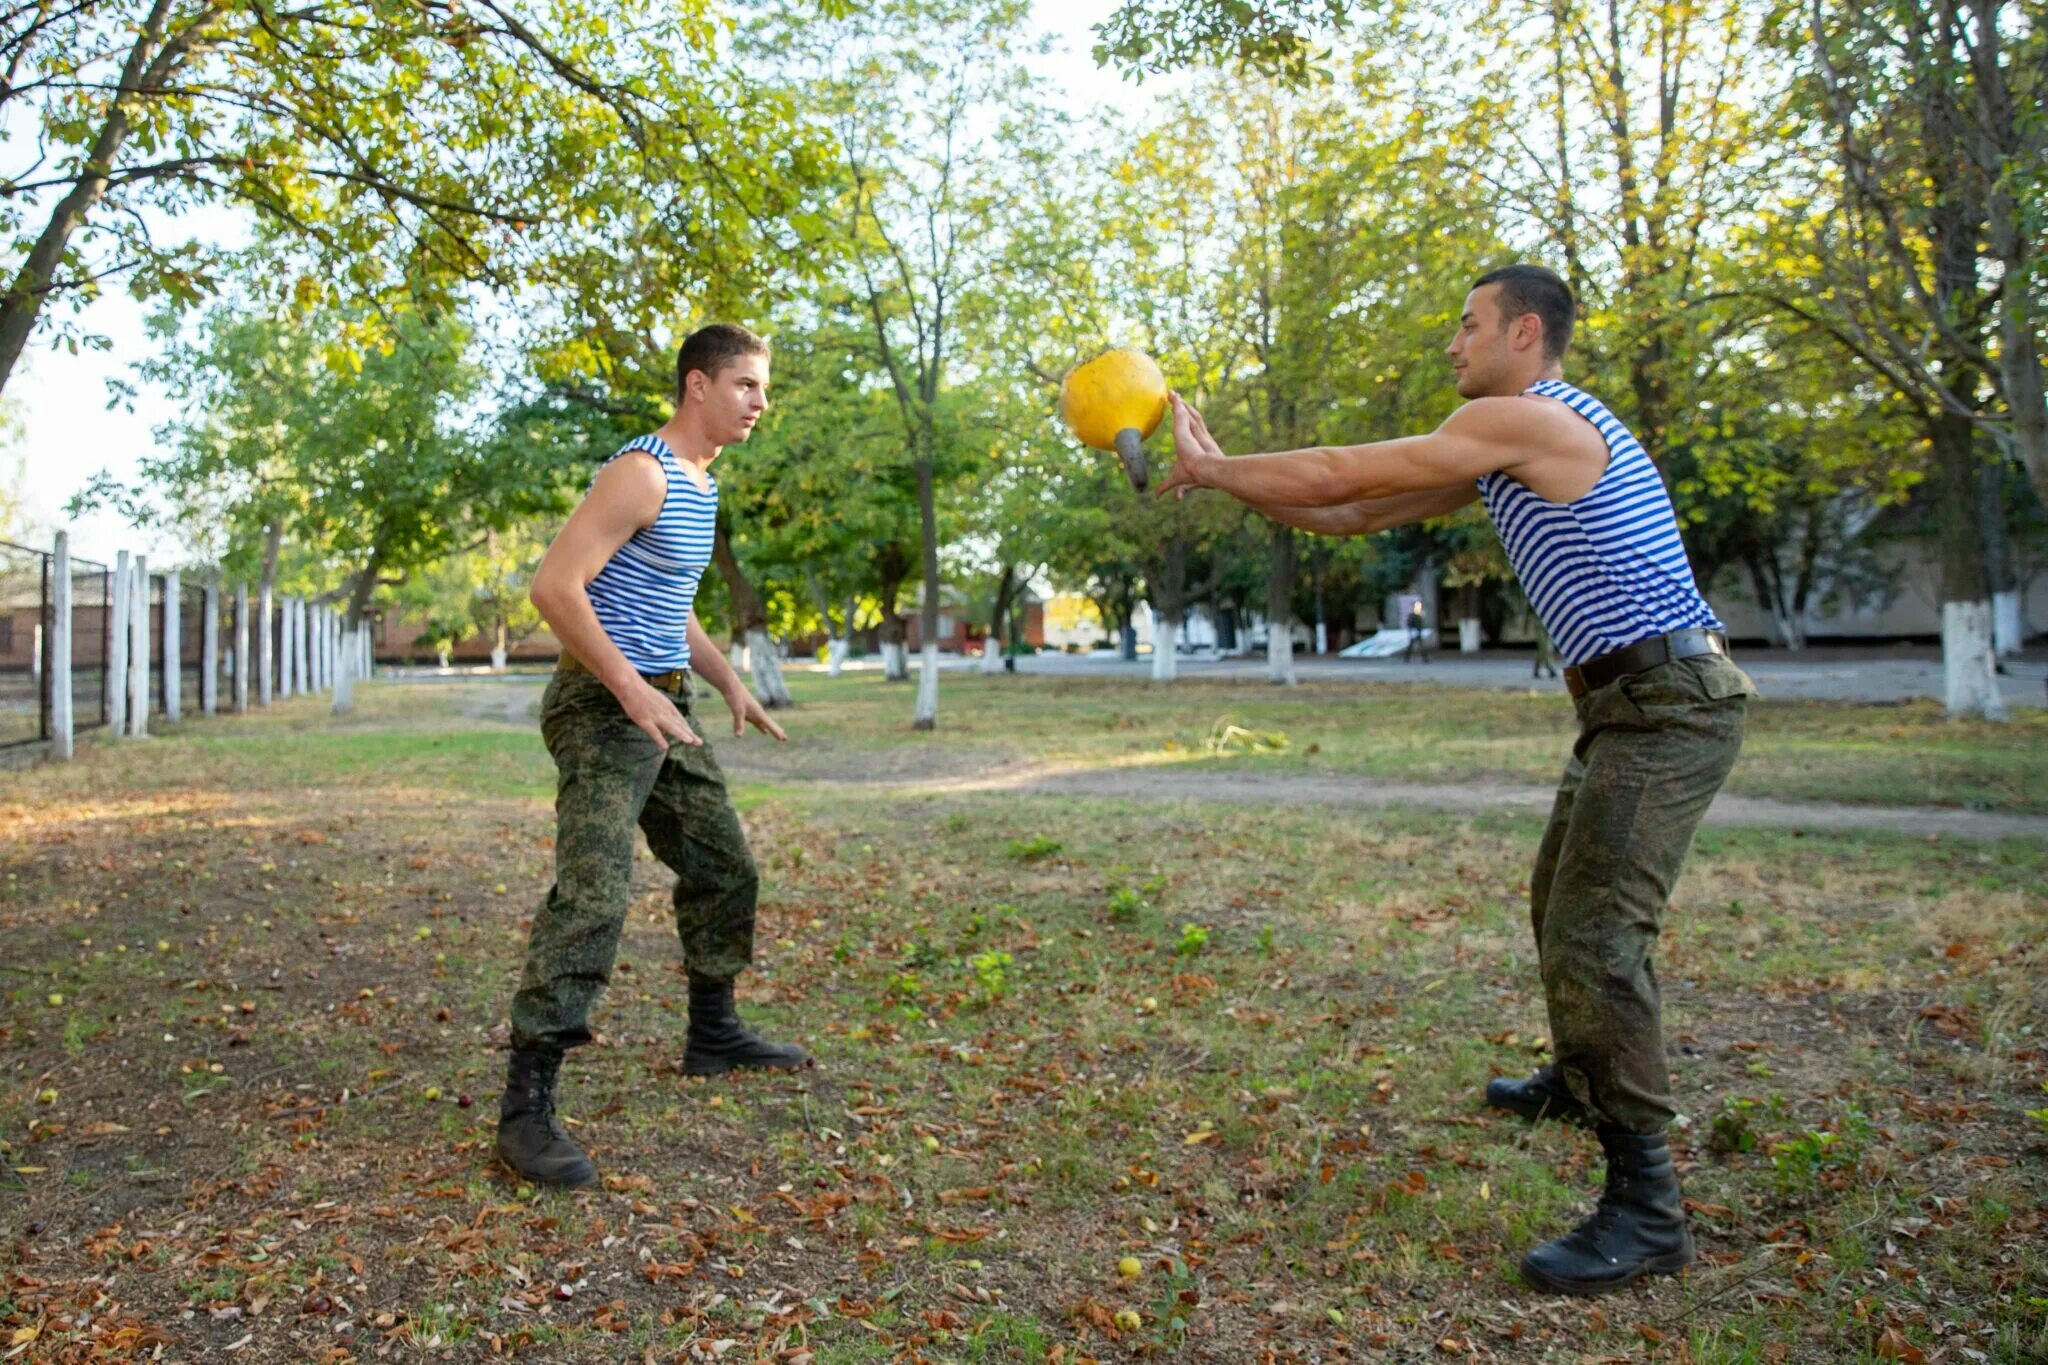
left=682, top=974, right=811, bottom=1077
left=1485, top=1064, right=1591, bottom=1126
left=1520, top=1125, right=1695, bottom=1296
left=496, top=1047, right=599, bottom=1189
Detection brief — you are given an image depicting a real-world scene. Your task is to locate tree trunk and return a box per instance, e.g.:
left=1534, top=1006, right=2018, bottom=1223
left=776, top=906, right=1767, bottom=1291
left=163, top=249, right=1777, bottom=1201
left=491, top=619, right=509, bottom=671
left=1266, top=523, right=1296, bottom=685
left=1744, top=548, right=1804, bottom=651
left=981, top=563, right=1015, bottom=676
left=1152, top=611, right=1180, bottom=681
left=1978, top=455, right=2022, bottom=657
left=1147, top=537, right=1188, bottom=683
left=1933, top=408, right=2005, bottom=719
left=913, top=453, right=940, bottom=730
left=712, top=509, right=791, bottom=707
left=1457, top=582, right=1483, bottom=654
left=876, top=543, right=910, bottom=682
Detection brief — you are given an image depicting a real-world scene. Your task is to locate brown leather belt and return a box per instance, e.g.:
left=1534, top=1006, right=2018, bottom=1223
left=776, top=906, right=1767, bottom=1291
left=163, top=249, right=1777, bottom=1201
left=1564, top=628, right=1728, bottom=700
left=558, top=652, right=690, bottom=697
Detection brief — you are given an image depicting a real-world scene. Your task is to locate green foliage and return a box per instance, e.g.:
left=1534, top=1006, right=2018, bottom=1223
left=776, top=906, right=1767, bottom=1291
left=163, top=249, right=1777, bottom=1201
left=1006, top=835, right=1063, bottom=862
left=1104, top=884, right=1146, bottom=925
left=967, top=950, right=1014, bottom=1006
left=1770, top=1107, right=1876, bottom=1194
left=1173, top=923, right=1210, bottom=958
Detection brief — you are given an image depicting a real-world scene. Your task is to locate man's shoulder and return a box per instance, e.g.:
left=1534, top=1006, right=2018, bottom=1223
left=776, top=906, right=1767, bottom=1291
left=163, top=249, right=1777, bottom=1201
left=583, top=446, right=669, bottom=524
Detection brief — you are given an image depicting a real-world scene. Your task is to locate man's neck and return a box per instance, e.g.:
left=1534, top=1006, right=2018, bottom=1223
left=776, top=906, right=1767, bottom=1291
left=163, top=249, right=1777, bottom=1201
left=653, top=411, right=720, bottom=472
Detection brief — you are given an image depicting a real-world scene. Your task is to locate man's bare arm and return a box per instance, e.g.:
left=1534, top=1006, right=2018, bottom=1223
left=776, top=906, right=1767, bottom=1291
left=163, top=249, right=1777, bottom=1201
left=1259, top=485, right=1481, bottom=537
left=686, top=612, right=788, bottom=741
left=1158, top=394, right=1603, bottom=507
left=529, top=454, right=699, bottom=749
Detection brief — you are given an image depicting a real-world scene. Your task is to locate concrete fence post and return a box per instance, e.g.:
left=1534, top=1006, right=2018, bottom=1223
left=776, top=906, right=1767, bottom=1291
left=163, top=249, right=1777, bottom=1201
left=129, top=556, right=149, bottom=738
left=163, top=569, right=182, bottom=724
left=282, top=598, right=297, bottom=699
left=296, top=599, right=310, bottom=696
left=234, top=584, right=250, bottom=711
left=51, top=532, right=73, bottom=760
left=201, top=583, right=219, bottom=714
left=258, top=583, right=275, bottom=706
left=109, top=550, right=130, bottom=736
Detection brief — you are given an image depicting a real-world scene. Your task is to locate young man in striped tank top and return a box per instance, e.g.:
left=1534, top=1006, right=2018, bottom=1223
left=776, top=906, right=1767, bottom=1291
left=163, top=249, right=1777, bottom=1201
left=1158, top=265, right=1755, bottom=1296
left=496, top=324, right=806, bottom=1190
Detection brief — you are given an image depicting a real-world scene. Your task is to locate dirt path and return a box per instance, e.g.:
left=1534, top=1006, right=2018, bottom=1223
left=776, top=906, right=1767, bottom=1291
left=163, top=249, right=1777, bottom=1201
left=727, top=756, right=2048, bottom=840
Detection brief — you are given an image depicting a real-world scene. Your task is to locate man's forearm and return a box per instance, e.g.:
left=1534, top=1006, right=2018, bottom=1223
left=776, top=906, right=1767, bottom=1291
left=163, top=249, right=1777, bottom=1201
left=686, top=614, right=744, bottom=696
left=1256, top=485, right=1479, bottom=537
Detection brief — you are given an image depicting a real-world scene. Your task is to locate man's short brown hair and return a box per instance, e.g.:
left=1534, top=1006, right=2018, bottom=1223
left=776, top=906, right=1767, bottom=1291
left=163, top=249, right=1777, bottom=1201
left=675, top=323, right=769, bottom=400
left=1472, top=264, right=1575, bottom=360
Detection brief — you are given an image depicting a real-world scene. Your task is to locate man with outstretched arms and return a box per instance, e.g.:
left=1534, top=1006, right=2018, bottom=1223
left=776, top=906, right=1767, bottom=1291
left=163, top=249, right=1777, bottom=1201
left=497, top=323, right=807, bottom=1191
left=1158, top=265, right=1755, bottom=1296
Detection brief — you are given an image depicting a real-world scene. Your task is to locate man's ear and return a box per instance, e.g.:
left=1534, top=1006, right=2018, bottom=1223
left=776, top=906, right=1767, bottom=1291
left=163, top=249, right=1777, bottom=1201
left=1513, top=312, right=1544, bottom=354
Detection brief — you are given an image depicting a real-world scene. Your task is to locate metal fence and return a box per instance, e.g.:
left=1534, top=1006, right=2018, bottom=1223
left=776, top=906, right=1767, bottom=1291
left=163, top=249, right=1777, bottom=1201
left=3, top=537, right=370, bottom=757
left=0, top=540, right=118, bottom=747
left=0, top=540, right=46, bottom=747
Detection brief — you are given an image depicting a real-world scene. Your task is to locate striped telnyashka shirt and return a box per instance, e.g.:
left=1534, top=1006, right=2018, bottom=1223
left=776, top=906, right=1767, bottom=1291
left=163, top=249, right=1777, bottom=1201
left=1475, top=379, right=1721, bottom=668
left=584, top=434, right=717, bottom=674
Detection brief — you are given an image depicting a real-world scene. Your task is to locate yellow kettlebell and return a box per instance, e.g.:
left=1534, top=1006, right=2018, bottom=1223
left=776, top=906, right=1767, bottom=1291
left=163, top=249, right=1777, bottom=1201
left=1059, top=348, right=1168, bottom=492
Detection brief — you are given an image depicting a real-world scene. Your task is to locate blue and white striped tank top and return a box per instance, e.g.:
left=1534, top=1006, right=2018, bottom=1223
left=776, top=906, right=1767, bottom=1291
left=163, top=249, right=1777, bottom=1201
left=584, top=434, right=717, bottom=673
left=1476, top=380, right=1721, bottom=667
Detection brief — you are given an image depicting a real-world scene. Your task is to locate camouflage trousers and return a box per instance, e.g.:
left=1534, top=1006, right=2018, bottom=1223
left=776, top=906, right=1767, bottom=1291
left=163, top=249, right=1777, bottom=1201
left=509, top=664, right=758, bottom=1053
left=1531, top=653, right=1753, bottom=1134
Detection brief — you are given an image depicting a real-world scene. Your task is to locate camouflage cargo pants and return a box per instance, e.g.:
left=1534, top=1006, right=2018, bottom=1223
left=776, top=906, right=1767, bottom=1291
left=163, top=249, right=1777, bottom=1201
left=1531, top=653, right=1753, bottom=1134
left=509, top=664, right=758, bottom=1053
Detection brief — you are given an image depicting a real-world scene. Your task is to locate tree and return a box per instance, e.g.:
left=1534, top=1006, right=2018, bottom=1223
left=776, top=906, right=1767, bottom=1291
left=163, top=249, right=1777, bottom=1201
left=1755, top=0, right=2043, bottom=716
left=1, top=0, right=831, bottom=400
left=766, top=0, right=1057, bottom=728
left=94, top=295, right=562, bottom=633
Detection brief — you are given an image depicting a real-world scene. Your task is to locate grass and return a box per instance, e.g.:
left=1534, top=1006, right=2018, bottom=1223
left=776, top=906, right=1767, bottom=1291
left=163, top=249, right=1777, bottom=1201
left=0, top=674, right=2044, bottom=1361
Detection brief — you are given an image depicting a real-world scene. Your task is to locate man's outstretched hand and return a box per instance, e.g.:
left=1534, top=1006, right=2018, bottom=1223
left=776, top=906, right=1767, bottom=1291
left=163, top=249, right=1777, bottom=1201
left=1156, top=392, right=1228, bottom=500
left=723, top=684, right=789, bottom=741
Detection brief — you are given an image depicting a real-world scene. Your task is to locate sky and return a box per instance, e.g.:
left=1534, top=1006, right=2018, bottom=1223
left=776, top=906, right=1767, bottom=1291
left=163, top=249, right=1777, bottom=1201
left=6, top=0, right=1169, bottom=567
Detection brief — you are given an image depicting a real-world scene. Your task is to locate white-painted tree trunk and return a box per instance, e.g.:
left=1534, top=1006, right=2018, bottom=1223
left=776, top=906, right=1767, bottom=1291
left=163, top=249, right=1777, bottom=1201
left=233, top=584, right=249, bottom=712
left=129, top=557, right=149, bottom=738
left=109, top=550, right=130, bottom=737
left=1942, top=600, right=2007, bottom=720
left=882, top=641, right=908, bottom=681
left=1152, top=615, right=1179, bottom=682
left=826, top=635, right=848, bottom=678
left=1266, top=627, right=1295, bottom=685
left=913, top=642, right=940, bottom=728
left=1459, top=618, right=1482, bottom=653
left=51, top=532, right=72, bottom=760
left=746, top=626, right=793, bottom=706
left=332, top=625, right=356, bottom=715
left=162, top=571, right=181, bottom=723
left=980, top=635, right=1004, bottom=674
left=1992, top=589, right=2023, bottom=657
left=490, top=647, right=508, bottom=670
left=1314, top=620, right=1328, bottom=655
